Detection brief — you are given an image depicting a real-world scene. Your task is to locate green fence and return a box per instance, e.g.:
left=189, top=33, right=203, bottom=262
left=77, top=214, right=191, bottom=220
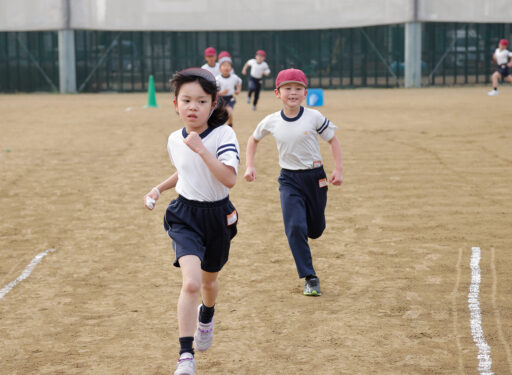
left=0, top=31, right=59, bottom=92
left=1, top=23, right=511, bottom=92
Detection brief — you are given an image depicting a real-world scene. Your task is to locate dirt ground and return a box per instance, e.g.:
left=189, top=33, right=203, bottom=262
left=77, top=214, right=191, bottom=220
left=1, top=86, right=511, bottom=375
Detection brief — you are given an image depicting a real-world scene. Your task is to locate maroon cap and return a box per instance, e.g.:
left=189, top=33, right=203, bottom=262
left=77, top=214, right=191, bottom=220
left=275, top=68, right=308, bottom=89
left=218, top=51, right=231, bottom=59
left=204, top=47, right=217, bottom=56
left=179, top=67, right=216, bottom=85
left=499, top=39, right=509, bottom=46
left=256, top=50, right=266, bottom=58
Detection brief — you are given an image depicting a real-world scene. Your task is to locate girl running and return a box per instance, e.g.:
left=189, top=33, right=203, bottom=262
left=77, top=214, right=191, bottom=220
left=216, top=55, right=242, bottom=126
left=144, top=68, right=240, bottom=375
left=488, top=39, right=512, bottom=96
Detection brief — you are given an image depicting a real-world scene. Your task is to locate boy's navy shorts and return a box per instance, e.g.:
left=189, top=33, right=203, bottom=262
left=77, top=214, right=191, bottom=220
left=163, top=195, right=238, bottom=273
left=220, top=95, right=236, bottom=108
left=498, top=64, right=510, bottom=77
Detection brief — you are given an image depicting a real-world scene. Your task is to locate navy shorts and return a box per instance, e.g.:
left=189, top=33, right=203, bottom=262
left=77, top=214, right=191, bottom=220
left=220, top=95, right=236, bottom=108
left=498, top=64, right=510, bottom=78
left=163, top=195, right=238, bottom=273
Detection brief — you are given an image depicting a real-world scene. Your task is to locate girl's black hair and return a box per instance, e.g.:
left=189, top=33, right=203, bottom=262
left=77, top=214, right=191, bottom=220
left=170, top=70, right=229, bottom=128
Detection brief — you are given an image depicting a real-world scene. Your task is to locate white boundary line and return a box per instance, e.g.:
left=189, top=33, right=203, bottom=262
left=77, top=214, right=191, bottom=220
left=0, top=248, right=55, bottom=300
left=468, top=246, right=493, bottom=375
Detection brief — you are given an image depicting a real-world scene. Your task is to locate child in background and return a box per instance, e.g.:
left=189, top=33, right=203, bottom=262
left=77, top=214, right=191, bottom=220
left=244, top=68, right=343, bottom=297
left=216, top=56, right=242, bottom=126
left=488, top=39, right=512, bottom=96
left=201, top=47, right=220, bottom=77
left=241, top=50, right=271, bottom=111
left=144, top=68, right=240, bottom=375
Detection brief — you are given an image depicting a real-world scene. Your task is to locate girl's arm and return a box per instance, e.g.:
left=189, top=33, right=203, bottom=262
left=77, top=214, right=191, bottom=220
left=328, top=135, right=343, bottom=185
left=244, top=135, right=259, bottom=182
left=184, top=132, right=237, bottom=188
left=235, top=83, right=242, bottom=95
left=144, top=172, right=178, bottom=210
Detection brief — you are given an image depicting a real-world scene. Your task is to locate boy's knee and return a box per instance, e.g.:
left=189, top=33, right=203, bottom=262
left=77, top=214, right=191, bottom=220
left=201, top=279, right=218, bottom=292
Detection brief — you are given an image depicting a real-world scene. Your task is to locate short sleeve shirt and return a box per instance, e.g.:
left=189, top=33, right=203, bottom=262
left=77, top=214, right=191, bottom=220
left=201, top=62, right=220, bottom=78
left=168, top=125, right=240, bottom=201
left=495, top=48, right=512, bottom=65
left=246, top=59, right=271, bottom=79
left=253, top=106, right=337, bottom=170
left=216, top=73, right=242, bottom=96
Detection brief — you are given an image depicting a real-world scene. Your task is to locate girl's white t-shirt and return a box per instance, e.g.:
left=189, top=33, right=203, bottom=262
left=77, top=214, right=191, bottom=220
left=168, top=125, right=239, bottom=201
left=216, top=73, right=242, bottom=96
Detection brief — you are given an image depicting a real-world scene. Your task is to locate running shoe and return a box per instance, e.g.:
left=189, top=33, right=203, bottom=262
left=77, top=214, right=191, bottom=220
left=488, top=90, right=498, bottom=96
left=194, top=304, right=214, bottom=351
left=303, top=276, right=322, bottom=296
left=247, top=96, right=251, bottom=103
left=174, top=352, right=195, bottom=375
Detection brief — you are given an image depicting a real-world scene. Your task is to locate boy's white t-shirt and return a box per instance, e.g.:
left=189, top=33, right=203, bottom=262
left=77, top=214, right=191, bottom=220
left=253, top=106, right=337, bottom=170
left=246, top=59, right=271, bottom=79
left=167, top=125, right=240, bottom=201
left=495, top=48, right=512, bottom=65
left=201, top=62, right=220, bottom=78
left=216, top=73, right=242, bottom=96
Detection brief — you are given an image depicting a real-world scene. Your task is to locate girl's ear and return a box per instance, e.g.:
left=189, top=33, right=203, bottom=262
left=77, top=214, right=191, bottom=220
left=173, top=98, right=178, bottom=112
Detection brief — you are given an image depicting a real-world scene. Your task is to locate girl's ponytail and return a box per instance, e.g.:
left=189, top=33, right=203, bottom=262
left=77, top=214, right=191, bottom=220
left=208, top=100, right=229, bottom=128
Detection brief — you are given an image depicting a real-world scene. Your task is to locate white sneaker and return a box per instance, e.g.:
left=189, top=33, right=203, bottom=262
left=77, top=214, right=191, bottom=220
left=488, top=90, right=498, bottom=96
left=174, top=352, right=195, bottom=375
left=193, top=304, right=214, bottom=351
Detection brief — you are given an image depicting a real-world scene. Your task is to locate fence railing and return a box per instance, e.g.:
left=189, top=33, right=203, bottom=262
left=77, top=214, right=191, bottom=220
left=1, top=23, right=511, bottom=93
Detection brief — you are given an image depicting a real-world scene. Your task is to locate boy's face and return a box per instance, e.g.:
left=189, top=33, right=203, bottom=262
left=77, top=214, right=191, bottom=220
left=275, top=83, right=307, bottom=108
left=255, top=54, right=265, bottom=63
left=220, top=62, right=232, bottom=76
left=205, top=54, right=216, bottom=66
left=499, top=43, right=507, bottom=50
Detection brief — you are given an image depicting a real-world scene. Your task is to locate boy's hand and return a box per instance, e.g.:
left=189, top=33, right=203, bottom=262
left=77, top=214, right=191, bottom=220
left=184, top=132, right=206, bottom=155
left=235, top=89, right=241, bottom=95
left=244, top=166, right=257, bottom=182
left=329, top=170, right=343, bottom=186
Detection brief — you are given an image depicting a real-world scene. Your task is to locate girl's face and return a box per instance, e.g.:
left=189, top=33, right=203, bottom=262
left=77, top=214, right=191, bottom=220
left=220, top=62, right=232, bottom=76
left=173, top=81, right=216, bottom=132
left=275, top=83, right=307, bottom=109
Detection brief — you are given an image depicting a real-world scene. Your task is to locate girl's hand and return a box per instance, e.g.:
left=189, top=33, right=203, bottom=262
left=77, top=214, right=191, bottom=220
left=184, top=132, right=206, bottom=154
left=329, top=170, right=343, bottom=186
left=244, top=166, right=257, bottom=182
left=144, top=187, right=160, bottom=210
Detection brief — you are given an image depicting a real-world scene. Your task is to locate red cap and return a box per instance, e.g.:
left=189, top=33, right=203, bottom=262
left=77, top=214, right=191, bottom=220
left=204, top=47, right=217, bottom=56
left=275, top=68, right=308, bottom=89
left=256, top=50, right=266, bottom=58
left=218, top=51, right=231, bottom=59
left=499, top=39, right=509, bottom=46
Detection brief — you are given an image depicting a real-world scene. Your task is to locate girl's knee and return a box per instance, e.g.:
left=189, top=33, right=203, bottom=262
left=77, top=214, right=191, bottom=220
left=182, top=278, right=201, bottom=295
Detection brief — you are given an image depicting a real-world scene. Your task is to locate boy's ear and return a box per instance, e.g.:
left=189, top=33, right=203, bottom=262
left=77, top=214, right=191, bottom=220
left=274, top=88, right=280, bottom=98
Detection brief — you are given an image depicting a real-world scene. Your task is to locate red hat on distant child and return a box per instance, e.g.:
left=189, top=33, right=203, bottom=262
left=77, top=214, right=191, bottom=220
left=204, top=47, right=217, bottom=56
left=275, top=68, right=308, bottom=89
left=218, top=51, right=231, bottom=59
left=499, top=39, right=509, bottom=46
left=256, top=50, right=266, bottom=58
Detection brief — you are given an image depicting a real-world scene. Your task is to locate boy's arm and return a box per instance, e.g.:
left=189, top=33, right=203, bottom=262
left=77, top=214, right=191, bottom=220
left=244, top=135, right=259, bottom=182
left=235, top=82, right=242, bottom=95
left=328, top=135, right=343, bottom=185
left=241, top=61, right=250, bottom=75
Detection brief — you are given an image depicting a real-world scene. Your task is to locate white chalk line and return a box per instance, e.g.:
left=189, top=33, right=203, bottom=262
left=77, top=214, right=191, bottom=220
left=451, top=247, right=464, bottom=374
left=0, top=248, right=56, bottom=300
left=490, top=247, right=512, bottom=373
left=468, top=246, right=493, bottom=375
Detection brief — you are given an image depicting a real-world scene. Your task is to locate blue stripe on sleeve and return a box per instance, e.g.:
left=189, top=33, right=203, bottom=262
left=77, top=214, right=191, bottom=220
left=217, top=143, right=237, bottom=152
left=317, top=119, right=330, bottom=134
left=217, top=148, right=239, bottom=158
